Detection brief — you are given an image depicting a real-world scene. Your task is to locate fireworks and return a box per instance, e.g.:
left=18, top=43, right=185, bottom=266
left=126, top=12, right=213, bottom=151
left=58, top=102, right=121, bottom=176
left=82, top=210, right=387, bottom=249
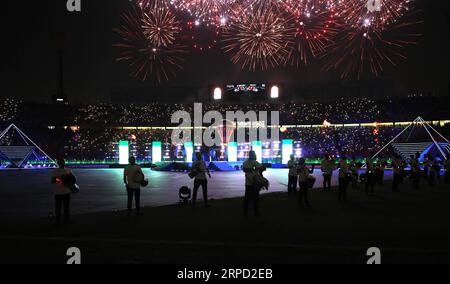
left=322, top=14, right=422, bottom=79
left=114, top=5, right=186, bottom=82
left=142, top=3, right=181, bottom=47
left=116, top=0, right=421, bottom=81
left=169, top=0, right=239, bottom=27
left=336, top=0, right=413, bottom=29
left=222, top=6, right=295, bottom=70
left=285, top=10, right=341, bottom=66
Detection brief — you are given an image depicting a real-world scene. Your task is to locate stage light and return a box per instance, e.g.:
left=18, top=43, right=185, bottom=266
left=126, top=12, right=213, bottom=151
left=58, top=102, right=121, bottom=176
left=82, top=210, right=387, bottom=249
left=282, top=140, right=293, bottom=165
left=214, top=87, right=222, bottom=100
left=152, top=142, right=162, bottom=163
left=228, top=142, right=238, bottom=162
left=185, top=142, right=194, bottom=163
left=270, top=86, right=279, bottom=99
left=252, top=141, right=263, bottom=163
left=119, top=141, right=129, bottom=165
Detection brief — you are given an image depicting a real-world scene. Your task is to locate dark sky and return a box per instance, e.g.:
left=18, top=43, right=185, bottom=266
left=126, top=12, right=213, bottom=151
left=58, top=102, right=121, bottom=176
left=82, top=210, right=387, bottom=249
left=1, top=0, right=449, bottom=103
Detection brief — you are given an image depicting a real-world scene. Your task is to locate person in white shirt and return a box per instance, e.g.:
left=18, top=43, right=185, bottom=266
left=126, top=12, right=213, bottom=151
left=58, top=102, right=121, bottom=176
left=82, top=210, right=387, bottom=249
left=51, top=158, right=73, bottom=225
left=287, top=155, right=298, bottom=196
left=124, top=156, right=144, bottom=215
left=321, top=155, right=335, bottom=192
left=243, top=151, right=265, bottom=217
left=298, top=158, right=315, bottom=208
left=191, top=152, right=211, bottom=207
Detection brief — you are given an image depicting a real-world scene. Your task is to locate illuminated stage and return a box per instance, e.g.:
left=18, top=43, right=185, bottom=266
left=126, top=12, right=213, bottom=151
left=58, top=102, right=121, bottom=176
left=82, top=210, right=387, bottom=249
left=0, top=168, right=394, bottom=220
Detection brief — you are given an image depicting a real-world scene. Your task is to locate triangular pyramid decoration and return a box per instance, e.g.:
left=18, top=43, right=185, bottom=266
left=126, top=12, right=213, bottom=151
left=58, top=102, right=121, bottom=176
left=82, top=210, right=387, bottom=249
left=0, top=124, right=57, bottom=168
left=372, top=117, right=449, bottom=161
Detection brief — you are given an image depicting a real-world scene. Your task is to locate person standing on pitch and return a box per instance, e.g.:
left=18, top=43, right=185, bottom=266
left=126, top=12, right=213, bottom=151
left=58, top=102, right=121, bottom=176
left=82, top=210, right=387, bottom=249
left=191, top=152, right=211, bottom=207
left=243, top=151, right=264, bottom=217
left=124, top=156, right=144, bottom=216
left=445, top=155, right=450, bottom=184
left=287, top=155, right=298, bottom=196
left=392, top=154, right=404, bottom=193
left=321, top=154, right=335, bottom=192
left=428, top=157, right=441, bottom=187
left=350, top=157, right=360, bottom=189
left=365, top=156, right=376, bottom=194
left=298, top=158, right=315, bottom=208
left=338, top=156, right=350, bottom=203
left=51, top=158, right=74, bottom=226
left=410, top=153, right=421, bottom=190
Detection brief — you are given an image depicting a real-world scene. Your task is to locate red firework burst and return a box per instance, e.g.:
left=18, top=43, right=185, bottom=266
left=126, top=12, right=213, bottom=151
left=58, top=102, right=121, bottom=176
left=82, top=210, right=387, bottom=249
left=322, top=10, right=422, bottom=79
left=285, top=10, right=341, bottom=66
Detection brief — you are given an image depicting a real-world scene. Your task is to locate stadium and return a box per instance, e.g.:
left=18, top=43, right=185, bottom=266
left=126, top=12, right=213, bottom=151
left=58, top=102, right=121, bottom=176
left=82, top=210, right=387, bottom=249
left=1, top=0, right=450, bottom=267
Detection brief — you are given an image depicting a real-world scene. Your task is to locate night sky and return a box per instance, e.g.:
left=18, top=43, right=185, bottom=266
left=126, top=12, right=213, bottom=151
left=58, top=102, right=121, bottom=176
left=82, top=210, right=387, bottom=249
left=1, top=0, right=449, bottom=103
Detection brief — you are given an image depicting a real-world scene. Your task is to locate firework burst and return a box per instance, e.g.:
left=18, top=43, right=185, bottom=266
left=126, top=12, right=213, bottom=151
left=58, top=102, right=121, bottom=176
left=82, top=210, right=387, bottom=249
left=114, top=5, right=186, bottom=82
left=222, top=4, right=295, bottom=70
left=169, top=0, right=240, bottom=27
left=322, top=12, right=422, bottom=79
left=285, top=10, right=341, bottom=66
left=336, top=0, right=414, bottom=29
left=141, top=3, right=181, bottom=47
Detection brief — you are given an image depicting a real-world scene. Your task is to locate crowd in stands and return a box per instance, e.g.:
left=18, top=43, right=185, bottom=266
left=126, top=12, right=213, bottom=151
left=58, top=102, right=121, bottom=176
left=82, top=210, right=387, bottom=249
left=1, top=96, right=450, bottom=162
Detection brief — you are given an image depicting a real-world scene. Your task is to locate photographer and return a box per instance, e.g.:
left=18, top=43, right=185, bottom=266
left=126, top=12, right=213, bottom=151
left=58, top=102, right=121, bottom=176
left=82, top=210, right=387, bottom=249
left=243, top=151, right=265, bottom=217
left=51, top=158, right=74, bottom=226
left=124, top=156, right=144, bottom=216
left=298, top=159, right=315, bottom=208
left=191, top=152, right=211, bottom=207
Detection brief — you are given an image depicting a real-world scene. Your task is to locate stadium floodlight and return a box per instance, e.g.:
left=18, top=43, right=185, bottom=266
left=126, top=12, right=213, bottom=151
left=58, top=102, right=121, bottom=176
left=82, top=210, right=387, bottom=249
left=270, top=86, right=279, bottom=99
left=214, top=87, right=222, bottom=100
left=119, top=141, right=129, bottom=165
left=152, top=142, right=162, bottom=163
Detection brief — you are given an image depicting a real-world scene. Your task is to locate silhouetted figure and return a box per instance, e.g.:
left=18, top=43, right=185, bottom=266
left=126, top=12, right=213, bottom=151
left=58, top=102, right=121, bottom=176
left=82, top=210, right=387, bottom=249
left=423, top=155, right=431, bottom=179
left=243, top=151, right=264, bottom=217
left=375, top=159, right=386, bottom=186
left=191, top=152, right=211, bottom=207
left=124, top=157, right=144, bottom=215
left=392, top=154, right=404, bottom=193
left=298, top=158, right=315, bottom=208
left=287, top=155, right=298, bottom=196
left=365, top=156, right=376, bottom=194
left=321, top=154, right=335, bottom=192
left=445, top=155, right=450, bottom=184
left=51, top=158, right=73, bottom=225
left=428, top=158, right=440, bottom=187
left=433, top=158, right=441, bottom=180
left=350, top=157, right=360, bottom=189
left=410, top=153, right=421, bottom=190
left=338, top=157, right=350, bottom=203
